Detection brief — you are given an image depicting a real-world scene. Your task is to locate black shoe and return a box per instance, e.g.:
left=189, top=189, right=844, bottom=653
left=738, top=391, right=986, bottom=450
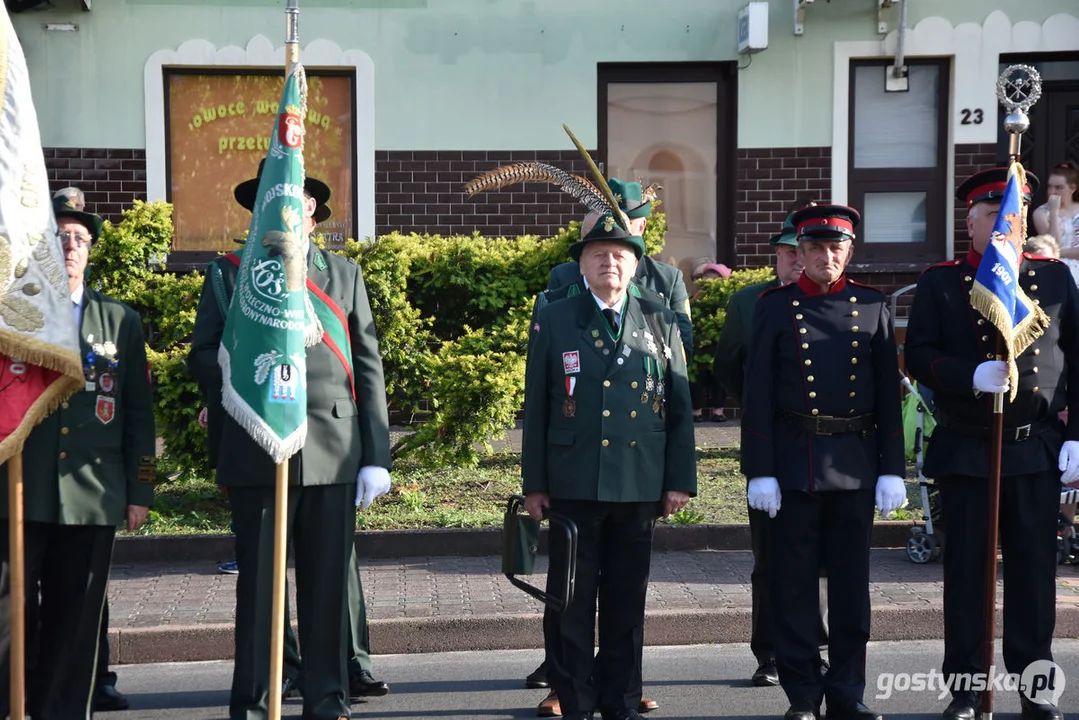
left=941, top=692, right=978, bottom=720
left=1020, top=695, right=1063, bottom=720
left=93, top=683, right=130, bottom=712
left=785, top=700, right=820, bottom=720
left=526, top=660, right=550, bottom=689
left=349, top=670, right=390, bottom=698
left=602, top=710, right=645, bottom=720
left=282, top=676, right=301, bottom=700
left=751, top=658, right=779, bottom=687
left=826, top=700, right=882, bottom=720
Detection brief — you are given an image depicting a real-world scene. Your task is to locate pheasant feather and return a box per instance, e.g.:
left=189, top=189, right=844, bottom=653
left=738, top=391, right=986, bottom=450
left=463, top=162, right=610, bottom=216
left=562, top=124, right=630, bottom=232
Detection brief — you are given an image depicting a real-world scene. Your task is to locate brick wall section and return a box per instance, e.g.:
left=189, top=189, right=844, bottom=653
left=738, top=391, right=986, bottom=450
left=44, top=148, right=147, bottom=225
left=734, top=146, right=832, bottom=268
left=952, top=142, right=997, bottom=259
left=375, top=149, right=596, bottom=238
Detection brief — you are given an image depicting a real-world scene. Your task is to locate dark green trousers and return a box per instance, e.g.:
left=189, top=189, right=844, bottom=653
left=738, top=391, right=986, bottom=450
left=282, top=540, right=372, bottom=681
left=229, top=483, right=353, bottom=720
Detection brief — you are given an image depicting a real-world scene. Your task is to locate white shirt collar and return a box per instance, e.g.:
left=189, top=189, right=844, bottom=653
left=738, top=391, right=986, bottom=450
left=590, top=291, right=626, bottom=314
left=71, top=284, right=85, bottom=307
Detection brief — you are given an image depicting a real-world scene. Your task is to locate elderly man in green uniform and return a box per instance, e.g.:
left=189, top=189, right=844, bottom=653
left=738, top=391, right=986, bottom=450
left=0, top=196, right=156, bottom=719
left=189, top=162, right=392, bottom=720
left=713, top=203, right=829, bottom=689
left=542, top=179, right=693, bottom=363
left=522, top=214, right=697, bottom=720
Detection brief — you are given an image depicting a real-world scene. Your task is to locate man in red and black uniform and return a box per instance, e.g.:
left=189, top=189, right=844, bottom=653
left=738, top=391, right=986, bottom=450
left=740, top=205, right=906, bottom=720
left=905, top=168, right=1079, bottom=720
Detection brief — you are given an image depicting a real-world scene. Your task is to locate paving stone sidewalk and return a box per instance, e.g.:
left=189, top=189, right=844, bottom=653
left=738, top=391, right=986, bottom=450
left=104, top=548, right=1079, bottom=663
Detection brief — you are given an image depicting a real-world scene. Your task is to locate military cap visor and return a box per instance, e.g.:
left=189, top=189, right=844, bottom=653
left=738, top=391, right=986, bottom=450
left=52, top=195, right=103, bottom=242
left=790, top=204, right=861, bottom=242
left=956, top=167, right=1039, bottom=208
left=234, top=158, right=333, bottom=223
left=570, top=214, right=646, bottom=260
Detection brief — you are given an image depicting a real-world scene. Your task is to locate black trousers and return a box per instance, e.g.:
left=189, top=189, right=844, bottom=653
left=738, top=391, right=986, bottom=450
left=229, top=483, right=353, bottom=720
left=767, top=489, right=874, bottom=708
left=96, top=599, right=117, bottom=688
left=937, top=472, right=1059, bottom=686
left=544, top=500, right=656, bottom=717
left=0, top=521, right=115, bottom=720
left=748, top=505, right=829, bottom=664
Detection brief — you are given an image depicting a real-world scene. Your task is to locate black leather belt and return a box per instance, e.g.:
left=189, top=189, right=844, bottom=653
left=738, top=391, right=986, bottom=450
left=775, top=409, right=876, bottom=436
left=935, top=414, right=1058, bottom=442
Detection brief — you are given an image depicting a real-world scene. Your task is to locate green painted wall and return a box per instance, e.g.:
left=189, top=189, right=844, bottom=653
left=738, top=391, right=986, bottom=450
left=8, top=0, right=1075, bottom=150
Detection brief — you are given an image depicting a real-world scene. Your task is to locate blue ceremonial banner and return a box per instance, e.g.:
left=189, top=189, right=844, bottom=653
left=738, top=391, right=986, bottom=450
left=969, top=162, right=1048, bottom=401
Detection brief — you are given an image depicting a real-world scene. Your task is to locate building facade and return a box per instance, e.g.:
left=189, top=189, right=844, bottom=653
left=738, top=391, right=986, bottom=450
left=8, top=0, right=1079, bottom=297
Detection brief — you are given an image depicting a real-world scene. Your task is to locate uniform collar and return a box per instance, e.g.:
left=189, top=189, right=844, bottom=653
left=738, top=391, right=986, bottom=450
left=796, top=273, right=848, bottom=296
left=965, top=248, right=983, bottom=269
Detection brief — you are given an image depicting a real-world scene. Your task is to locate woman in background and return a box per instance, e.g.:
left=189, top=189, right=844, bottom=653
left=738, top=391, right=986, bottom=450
left=1033, top=161, right=1079, bottom=286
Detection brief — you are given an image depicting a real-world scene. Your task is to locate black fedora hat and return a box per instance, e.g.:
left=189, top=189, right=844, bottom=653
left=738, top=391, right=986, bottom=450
left=233, top=158, right=332, bottom=223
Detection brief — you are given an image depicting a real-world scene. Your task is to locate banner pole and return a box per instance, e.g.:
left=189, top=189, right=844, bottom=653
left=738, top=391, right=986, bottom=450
left=7, top=450, right=25, bottom=720
left=267, top=460, right=289, bottom=720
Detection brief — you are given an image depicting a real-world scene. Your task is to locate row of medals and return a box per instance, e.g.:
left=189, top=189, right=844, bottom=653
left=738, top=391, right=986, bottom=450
left=561, top=359, right=666, bottom=419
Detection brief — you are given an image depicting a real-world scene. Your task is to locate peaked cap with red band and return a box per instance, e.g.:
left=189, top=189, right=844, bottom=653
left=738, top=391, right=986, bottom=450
left=790, top=204, right=860, bottom=242
left=955, top=166, right=1039, bottom=209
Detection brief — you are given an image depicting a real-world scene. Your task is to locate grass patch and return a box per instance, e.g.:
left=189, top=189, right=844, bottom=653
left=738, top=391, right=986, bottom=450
left=132, top=449, right=929, bottom=535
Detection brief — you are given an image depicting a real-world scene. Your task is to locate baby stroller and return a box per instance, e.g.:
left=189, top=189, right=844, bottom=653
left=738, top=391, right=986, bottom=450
left=900, top=372, right=943, bottom=563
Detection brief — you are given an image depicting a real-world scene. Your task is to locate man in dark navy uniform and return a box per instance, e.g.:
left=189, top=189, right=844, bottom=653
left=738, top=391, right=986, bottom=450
left=904, top=167, right=1079, bottom=720
left=741, top=205, right=906, bottom=720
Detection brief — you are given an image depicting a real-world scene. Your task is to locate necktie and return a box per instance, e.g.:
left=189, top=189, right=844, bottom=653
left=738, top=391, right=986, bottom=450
left=602, top=308, right=619, bottom=334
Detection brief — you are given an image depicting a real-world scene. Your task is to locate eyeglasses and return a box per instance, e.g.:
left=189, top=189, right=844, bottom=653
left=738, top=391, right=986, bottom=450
left=57, top=232, right=92, bottom=249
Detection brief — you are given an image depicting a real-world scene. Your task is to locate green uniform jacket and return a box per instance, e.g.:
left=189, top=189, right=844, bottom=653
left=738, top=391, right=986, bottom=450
left=522, top=292, right=697, bottom=502
left=713, top=279, right=778, bottom=405
left=0, top=289, right=156, bottom=525
left=187, top=246, right=391, bottom=486
left=547, top=257, right=694, bottom=361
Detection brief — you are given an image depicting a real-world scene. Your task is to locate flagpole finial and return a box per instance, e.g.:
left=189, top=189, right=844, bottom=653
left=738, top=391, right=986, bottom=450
left=285, top=0, right=300, bottom=72
left=996, top=64, right=1041, bottom=158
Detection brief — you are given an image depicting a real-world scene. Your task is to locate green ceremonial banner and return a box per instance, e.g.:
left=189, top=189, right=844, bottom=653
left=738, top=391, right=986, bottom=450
left=218, top=63, right=322, bottom=464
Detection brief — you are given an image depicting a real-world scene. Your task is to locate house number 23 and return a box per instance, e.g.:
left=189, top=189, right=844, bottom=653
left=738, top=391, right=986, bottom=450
left=960, top=109, right=984, bottom=125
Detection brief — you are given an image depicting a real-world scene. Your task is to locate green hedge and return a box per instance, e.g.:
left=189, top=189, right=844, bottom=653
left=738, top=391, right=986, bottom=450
left=90, top=200, right=752, bottom=476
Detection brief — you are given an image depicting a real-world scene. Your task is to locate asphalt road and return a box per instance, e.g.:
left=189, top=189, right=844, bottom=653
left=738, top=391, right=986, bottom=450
left=98, top=639, right=1077, bottom=719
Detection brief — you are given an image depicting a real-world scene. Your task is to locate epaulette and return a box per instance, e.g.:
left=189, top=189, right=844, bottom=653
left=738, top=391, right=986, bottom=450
left=920, top=259, right=963, bottom=275
left=847, top=278, right=886, bottom=296
left=759, top=283, right=793, bottom=298
left=1022, top=252, right=1062, bottom=264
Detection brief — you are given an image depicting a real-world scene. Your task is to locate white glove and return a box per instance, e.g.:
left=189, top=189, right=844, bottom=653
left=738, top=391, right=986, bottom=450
left=355, top=466, right=391, bottom=509
left=748, top=477, right=782, bottom=519
left=875, top=474, right=909, bottom=517
left=1059, top=441, right=1079, bottom=487
left=973, top=361, right=1009, bottom=394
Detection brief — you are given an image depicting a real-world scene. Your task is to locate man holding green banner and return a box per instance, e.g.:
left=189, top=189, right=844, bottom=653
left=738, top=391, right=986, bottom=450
left=188, top=64, right=392, bottom=720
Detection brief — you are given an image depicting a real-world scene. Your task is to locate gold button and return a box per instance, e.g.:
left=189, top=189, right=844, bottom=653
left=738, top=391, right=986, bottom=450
left=987, top=353, right=994, bottom=359
left=630, top=411, right=637, bottom=418
left=602, top=439, right=609, bottom=447
left=604, top=380, right=611, bottom=387
left=811, top=409, right=819, bottom=415
left=851, top=358, right=858, bottom=365
left=807, top=375, right=815, bottom=382
left=796, top=314, right=804, bottom=320
left=629, top=441, right=637, bottom=448
left=804, top=359, right=812, bottom=366
left=1033, top=367, right=1038, bottom=373
left=603, top=410, right=610, bottom=417
left=793, top=300, right=800, bottom=307
left=1028, top=270, right=1036, bottom=276
left=850, top=375, right=857, bottom=381
left=631, top=381, right=638, bottom=389
left=1034, top=348, right=1040, bottom=355
left=1031, top=284, right=1038, bottom=291
left=849, top=391, right=856, bottom=398
left=851, top=310, right=859, bottom=318
left=59, top=452, right=67, bottom=460
left=61, top=427, right=69, bottom=435
left=849, top=297, right=858, bottom=303
left=964, top=275, right=972, bottom=282
left=61, top=402, right=69, bottom=409
left=1033, top=387, right=1039, bottom=393
left=981, top=335, right=988, bottom=342
left=809, top=391, right=817, bottom=399
left=977, top=319, right=985, bottom=325
left=851, top=326, right=859, bottom=332
left=800, top=328, right=807, bottom=335
left=802, top=343, right=809, bottom=349
left=1035, top=299, right=1041, bottom=305
left=851, top=341, right=859, bottom=348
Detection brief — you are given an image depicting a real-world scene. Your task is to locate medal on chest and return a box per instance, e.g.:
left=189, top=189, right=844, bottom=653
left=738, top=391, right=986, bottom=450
left=562, top=351, right=579, bottom=418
